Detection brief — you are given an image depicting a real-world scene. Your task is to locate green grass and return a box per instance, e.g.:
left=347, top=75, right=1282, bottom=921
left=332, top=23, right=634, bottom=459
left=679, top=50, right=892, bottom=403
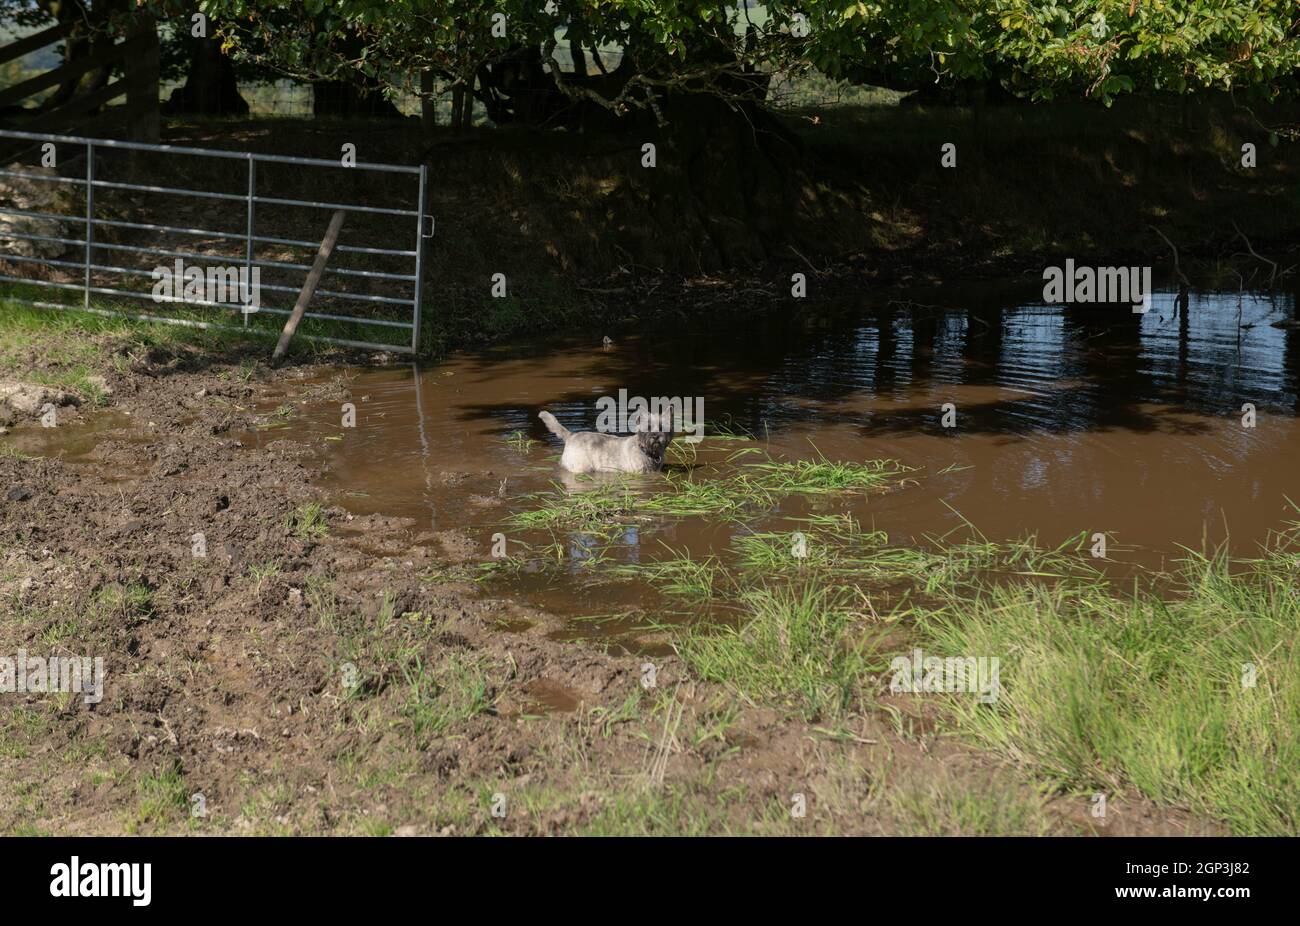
left=671, top=584, right=877, bottom=721
left=307, top=579, right=483, bottom=721
left=0, top=707, right=55, bottom=760
left=248, top=561, right=281, bottom=593
left=90, top=582, right=154, bottom=623
left=130, top=761, right=190, bottom=832
left=400, top=652, right=495, bottom=750
left=916, top=545, right=1300, bottom=835
left=507, top=453, right=914, bottom=536
left=286, top=502, right=329, bottom=540
left=39, top=617, right=80, bottom=646
left=0, top=291, right=365, bottom=374
left=0, top=301, right=125, bottom=400
left=572, top=784, right=760, bottom=836
left=884, top=767, right=1059, bottom=836
left=503, top=430, right=540, bottom=453
left=1, top=293, right=260, bottom=353
left=0, top=291, right=322, bottom=410
left=560, top=498, right=1300, bottom=833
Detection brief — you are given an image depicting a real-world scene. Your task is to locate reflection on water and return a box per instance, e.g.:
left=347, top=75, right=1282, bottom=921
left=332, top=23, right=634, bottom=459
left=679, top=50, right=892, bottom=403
left=237, top=287, right=1295, bottom=535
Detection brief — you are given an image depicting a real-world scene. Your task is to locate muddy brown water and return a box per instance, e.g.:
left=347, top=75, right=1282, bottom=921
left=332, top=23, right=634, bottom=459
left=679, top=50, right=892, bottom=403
left=19, top=285, right=1300, bottom=642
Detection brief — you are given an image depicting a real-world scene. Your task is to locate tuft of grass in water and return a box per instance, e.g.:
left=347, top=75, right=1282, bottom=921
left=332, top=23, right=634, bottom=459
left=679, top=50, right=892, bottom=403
left=732, top=525, right=874, bottom=574
left=742, top=456, right=913, bottom=494
left=257, top=403, right=298, bottom=429
left=506, top=482, right=646, bottom=538
left=623, top=518, right=1094, bottom=599
left=503, top=430, right=540, bottom=453
left=641, top=473, right=758, bottom=517
left=506, top=452, right=914, bottom=539
left=917, top=546, right=1300, bottom=835
left=701, top=418, right=758, bottom=440
left=657, top=453, right=913, bottom=515
left=670, top=584, right=876, bottom=721
left=613, top=548, right=726, bottom=602
left=664, top=420, right=756, bottom=464
left=286, top=502, right=328, bottom=540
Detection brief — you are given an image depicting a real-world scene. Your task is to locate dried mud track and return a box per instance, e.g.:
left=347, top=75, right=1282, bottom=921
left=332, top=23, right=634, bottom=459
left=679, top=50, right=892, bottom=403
left=0, top=343, right=1215, bottom=835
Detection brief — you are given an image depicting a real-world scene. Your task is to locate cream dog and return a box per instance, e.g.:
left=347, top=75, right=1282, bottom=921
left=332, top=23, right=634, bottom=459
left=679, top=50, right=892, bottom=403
left=538, top=410, right=673, bottom=474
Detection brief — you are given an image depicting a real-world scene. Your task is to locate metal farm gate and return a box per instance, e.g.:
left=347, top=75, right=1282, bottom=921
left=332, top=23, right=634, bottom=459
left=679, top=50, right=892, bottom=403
left=0, top=127, right=430, bottom=353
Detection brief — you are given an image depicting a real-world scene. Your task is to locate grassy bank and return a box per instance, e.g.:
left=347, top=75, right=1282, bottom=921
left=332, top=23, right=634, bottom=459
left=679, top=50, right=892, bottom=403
left=495, top=459, right=1300, bottom=834
left=669, top=533, right=1297, bottom=834
left=0, top=295, right=351, bottom=385
left=920, top=546, right=1300, bottom=835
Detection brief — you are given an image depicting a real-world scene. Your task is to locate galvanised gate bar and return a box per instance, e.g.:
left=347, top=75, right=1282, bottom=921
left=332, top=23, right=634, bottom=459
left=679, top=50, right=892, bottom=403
left=0, top=127, right=430, bottom=353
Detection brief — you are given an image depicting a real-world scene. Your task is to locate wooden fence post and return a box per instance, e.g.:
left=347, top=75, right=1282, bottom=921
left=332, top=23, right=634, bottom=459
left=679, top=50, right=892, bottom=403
left=125, top=12, right=160, bottom=142
left=271, top=210, right=347, bottom=365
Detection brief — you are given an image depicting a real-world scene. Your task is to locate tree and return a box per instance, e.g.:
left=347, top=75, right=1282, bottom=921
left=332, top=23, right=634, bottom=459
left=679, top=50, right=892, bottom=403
left=158, top=2, right=250, bottom=116
left=0, top=0, right=132, bottom=115
left=192, top=2, right=1300, bottom=113
left=184, top=1, right=1300, bottom=263
left=763, top=2, right=1300, bottom=105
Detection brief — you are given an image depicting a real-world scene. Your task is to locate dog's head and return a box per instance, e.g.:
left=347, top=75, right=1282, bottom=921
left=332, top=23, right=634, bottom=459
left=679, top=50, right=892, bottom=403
left=634, top=411, right=675, bottom=464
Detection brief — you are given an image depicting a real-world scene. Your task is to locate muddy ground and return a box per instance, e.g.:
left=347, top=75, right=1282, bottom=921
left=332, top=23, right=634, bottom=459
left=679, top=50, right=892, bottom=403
left=0, top=331, right=1220, bottom=835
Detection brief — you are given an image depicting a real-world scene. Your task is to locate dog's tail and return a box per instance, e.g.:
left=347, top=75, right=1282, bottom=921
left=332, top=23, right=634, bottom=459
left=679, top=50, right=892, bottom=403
left=538, top=410, right=571, bottom=441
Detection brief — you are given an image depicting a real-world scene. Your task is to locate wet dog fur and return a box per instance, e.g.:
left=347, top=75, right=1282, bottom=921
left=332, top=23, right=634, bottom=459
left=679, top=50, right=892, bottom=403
left=538, top=410, right=674, bottom=474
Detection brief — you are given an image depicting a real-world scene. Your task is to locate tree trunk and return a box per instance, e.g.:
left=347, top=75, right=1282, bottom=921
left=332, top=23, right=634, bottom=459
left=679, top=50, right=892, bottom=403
left=459, top=81, right=474, bottom=127
left=420, top=69, right=435, bottom=137
left=37, top=0, right=120, bottom=114
left=477, top=43, right=630, bottom=130
left=125, top=11, right=159, bottom=141
left=450, top=84, right=465, bottom=130
left=313, top=79, right=403, bottom=119
left=638, top=92, right=806, bottom=267
left=162, top=36, right=248, bottom=116
left=311, top=31, right=403, bottom=119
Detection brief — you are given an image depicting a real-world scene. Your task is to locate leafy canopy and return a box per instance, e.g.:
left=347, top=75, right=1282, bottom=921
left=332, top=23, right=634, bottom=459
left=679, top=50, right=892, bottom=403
left=192, top=1, right=1300, bottom=105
